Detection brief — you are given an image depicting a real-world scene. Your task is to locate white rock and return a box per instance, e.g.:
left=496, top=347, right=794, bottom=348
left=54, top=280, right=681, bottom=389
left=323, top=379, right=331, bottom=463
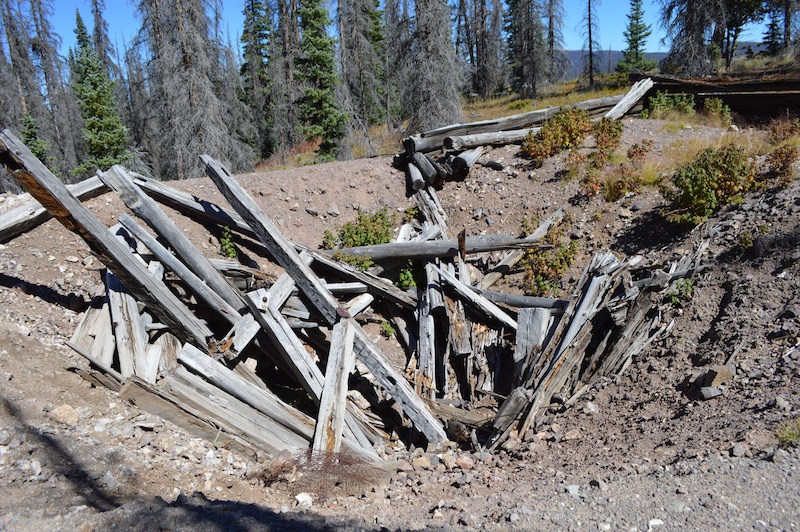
left=294, top=492, right=313, bottom=509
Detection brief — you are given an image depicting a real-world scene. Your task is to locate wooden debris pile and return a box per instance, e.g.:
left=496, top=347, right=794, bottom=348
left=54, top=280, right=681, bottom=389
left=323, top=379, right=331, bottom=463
left=397, top=78, right=653, bottom=190
left=0, top=79, right=702, bottom=459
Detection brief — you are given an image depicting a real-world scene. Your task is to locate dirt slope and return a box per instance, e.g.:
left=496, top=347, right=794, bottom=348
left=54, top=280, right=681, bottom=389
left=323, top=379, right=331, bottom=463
left=1, top=117, right=799, bottom=530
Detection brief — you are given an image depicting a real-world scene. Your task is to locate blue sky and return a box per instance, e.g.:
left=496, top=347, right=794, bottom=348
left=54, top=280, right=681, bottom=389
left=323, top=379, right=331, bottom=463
left=50, top=0, right=767, bottom=58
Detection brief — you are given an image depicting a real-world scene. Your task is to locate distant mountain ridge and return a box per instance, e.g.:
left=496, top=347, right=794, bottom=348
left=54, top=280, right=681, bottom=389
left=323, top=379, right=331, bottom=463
left=562, top=49, right=668, bottom=79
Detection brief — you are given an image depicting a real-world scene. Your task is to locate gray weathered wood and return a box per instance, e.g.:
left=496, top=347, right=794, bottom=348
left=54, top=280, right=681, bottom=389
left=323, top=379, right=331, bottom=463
left=203, top=155, right=346, bottom=326
left=0, top=130, right=212, bottom=348
left=472, top=287, right=567, bottom=313
left=411, top=152, right=439, bottom=185
left=118, top=213, right=241, bottom=325
left=106, top=271, right=148, bottom=379
left=351, top=321, right=447, bottom=442
left=407, top=162, right=425, bottom=191
left=403, top=94, right=625, bottom=153
left=0, top=175, right=108, bottom=243
left=604, top=78, right=654, bottom=120
left=313, top=319, right=356, bottom=453
left=336, top=233, right=549, bottom=262
left=513, top=307, right=551, bottom=385
left=479, top=209, right=564, bottom=290
left=101, top=165, right=245, bottom=312
left=413, top=188, right=449, bottom=239
left=66, top=340, right=124, bottom=390
left=451, top=147, right=484, bottom=176
left=444, top=128, right=537, bottom=151
left=70, top=284, right=116, bottom=367
left=435, top=265, right=517, bottom=329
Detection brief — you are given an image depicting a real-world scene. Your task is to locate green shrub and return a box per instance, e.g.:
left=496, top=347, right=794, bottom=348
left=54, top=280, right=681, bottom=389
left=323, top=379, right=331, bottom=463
left=665, top=145, right=754, bottom=225
left=520, top=224, right=579, bottom=297
left=644, top=91, right=695, bottom=119
left=703, top=97, right=732, bottom=127
left=593, top=118, right=624, bottom=156
left=665, top=278, right=693, bottom=307
left=396, top=264, right=416, bottom=290
left=776, top=418, right=800, bottom=446
left=219, top=226, right=237, bottom=259
left=380, top=320, right=396, bottom=338
left=603, top=165, right=642, bottom=202
left=626, top=140, right=654, bottom=163
left=322, top=208, right=396, bottom=269
left=520, top=107, right=592, bottom=165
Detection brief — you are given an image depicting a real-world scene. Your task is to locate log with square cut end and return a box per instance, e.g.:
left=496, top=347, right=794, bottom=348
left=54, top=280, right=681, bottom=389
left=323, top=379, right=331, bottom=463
left=202, top=155, right=347, bottom=326
left=313, top=319, right=356, bottom=453
left=0, top=129, right=212, bottom=348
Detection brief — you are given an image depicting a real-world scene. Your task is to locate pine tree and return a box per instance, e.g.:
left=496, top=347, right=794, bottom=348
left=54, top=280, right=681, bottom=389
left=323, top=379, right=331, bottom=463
left=616, top=0, right=657, bottom=72
left=72, top=10, right=130, bottom=176
left=544, top=0, right=568, bottom=83
left=21, top=113, right=53, bottom=170
left=296, top=0, right=347, bottom=158
left=506, top=0, right=547, bottom=97
left=241, top=0, right=274, bottom=157
left=339, top=0, right=385, bottom=126
left=762, top=8, right=784, bottom=55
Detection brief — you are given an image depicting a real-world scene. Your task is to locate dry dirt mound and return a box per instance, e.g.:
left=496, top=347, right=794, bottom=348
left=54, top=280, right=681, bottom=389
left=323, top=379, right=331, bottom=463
left=1, top=118, right=799, bottom=530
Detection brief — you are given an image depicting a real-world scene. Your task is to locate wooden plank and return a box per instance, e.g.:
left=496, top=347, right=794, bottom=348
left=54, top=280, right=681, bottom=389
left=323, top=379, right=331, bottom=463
left=472, top=288, right=567, bottom=314
left=410, top=153, right=439, bottom=185
left=101, top=165, right=245, bottom=312
left=118, top=213, right=241, bottom=325
left=604, top=78, right=654, bottom=120
left=0, top=175, right=108, bottom=243
left=434, top=265, right=517, bottom=329
left=479, top=209, right=564, bottom=290
left=351, top=321, right=447, bottom=442
left=106, top=271, right=148, bottom=379
left=335, top=234, right=549, bottom=262
left=70, top=283, right=116, bottom=367
left=66, top=340, right=123, bottom=391
left=444, top=128, right=537, bottom=151
left=0, top=129, right=212, bottom=348
left=416, top=265, right=438, bottom=399
left=313, top=319, right=356, bottom=453
left=344, top=293, right=374, bottom=317
left=513, top=308, right=551, bottom=385
left=413, top=189, right=449, bottom=239
left=203, top=155, right=346, bottom=326
left=119, top=376, right=254, bottom=456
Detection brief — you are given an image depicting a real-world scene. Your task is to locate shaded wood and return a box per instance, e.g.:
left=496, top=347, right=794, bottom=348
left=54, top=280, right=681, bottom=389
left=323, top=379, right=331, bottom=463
left=0, top=175, right=108, bottom=243
left=435, top=265, right=517, bottom=329
left=407, top=162, right=425, bottom=191
left=0, top=130, right=212, bottom=348
left=106, top=271, right=148, bottom=379
left=203, top=155, right=346, bottom=326
left=472, top=287, right=567, bottom=314
left=450, top=147, right=484, bottom=177
left=513, top=308, right=551, bottom=385
left=313, top=319, right=356, bottom=453
left=66, top=340, right=123, bottom=392
left=411, top=152, right=439, bottom=185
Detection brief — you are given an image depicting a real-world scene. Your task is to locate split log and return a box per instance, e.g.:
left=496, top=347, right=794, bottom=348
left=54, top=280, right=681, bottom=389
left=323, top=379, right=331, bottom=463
left=203, top=155, right=346, bottom=326
left=444, top=128, right=536, bottom=151
left=435, top=265, right=517, bottom=329
left=512, top=308, right=551, bottom=385
left=450, top=147, right=484, bottom=178
left=335, top=234, right=549, bottom=262
left=479, top=209, right=564, bottom=290
left=351, top=321, right=447, bottom=442
left=411, top=152, right=439, bottom=185
left=101, top=166, right=245, bottom=312
left=0, top=130, right=212, bottom=348
left=0, top=175, right=108, bottom=243
left=313, top=319, right=356, bottom=453
left=413, top=188, right=449, bottom=238
left=604, top=78, right=654, bottom=120
left=403, top=94, right=625, bottom=154
left=471, top=287, right=568, bottom=314
left=118, top=214, right=241, bottom=325
left=407, top=161, right=426, bottom=191
left=70, top=284, right=115, bottom=367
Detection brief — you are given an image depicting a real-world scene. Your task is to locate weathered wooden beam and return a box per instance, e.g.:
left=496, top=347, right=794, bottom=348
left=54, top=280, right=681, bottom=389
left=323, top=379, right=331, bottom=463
left=410, top=153, right=439, bottom=185
left=118, top=214, right=241, bottom=325
left=106, top=271, right=148, bottom=380
left=403, top=94, right=625, bottom=154
left=203, top=155, right=346, bottom=326
left=435, top=265, right=517, bottom=329
left=313, top=319, right=356, bottom=453
left=604, top=78, right=654, bottom=120
left=351, top=321, right=447, bottom=442
left=472, top=287, right=568, bottom=314
left=70, top=283, right=115, bottom=368
left=407, top=162, right=425, bottom=191
left=450, top=147, right=484, bottom=177
left=444, top=128, right=536, bottom=151
left=101, top=166, right=245, bottom=312
left=335, top=234, right=549, bottom=262
left=0, top=175, right=108, bottom=243
left=0, top=130, right=212, bottom=348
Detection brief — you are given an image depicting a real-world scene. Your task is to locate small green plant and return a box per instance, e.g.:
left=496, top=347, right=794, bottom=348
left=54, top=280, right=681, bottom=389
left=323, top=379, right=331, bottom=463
left=644, top=91, right=695, bottom=120
left=396, top=264, right=416, bottom=290
left=703, top=97, right=732, bottom=127
left=520, top=107, right=592, bottom=165
left=322, top=208, right=396, bottom=270
left=508, top=99, right=531, bottom=111
left=380, top=320, right=396, bottom=339
left=665, top=278, right=693, bottom=306
left=776, top=418, right=800, bottom=446
left=219, top=226, right=237, bottom=259
left=738, top=232, right=754, bottom=249
left=403, top=206, right=420, bottom=223
left=520, top=224, right=579, bottom=297
left=664, top=144, right=754, bottom=225
left=627, top=140, right=654, bottom=163
left=603, top=165, right=642, bottom=202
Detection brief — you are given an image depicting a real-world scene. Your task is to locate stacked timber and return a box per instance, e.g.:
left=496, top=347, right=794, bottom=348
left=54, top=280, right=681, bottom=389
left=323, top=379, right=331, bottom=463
left=0, top=105, right=701, bottom=459
left=398, top=78, right=654, bottom=191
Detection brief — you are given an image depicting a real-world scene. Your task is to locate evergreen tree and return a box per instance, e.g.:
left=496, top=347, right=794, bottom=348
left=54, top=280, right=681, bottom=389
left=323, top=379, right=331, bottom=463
left=616, top=0, right=657, bottom=72
left=544, top=0, right=568, bottom=83
left=241, top=0, right=274, bottom=157
left=21, top=113, right=53, bottom=170
left=72, top=10, right=130, bottom=176
left=507, top=0, right=547, bottom=97
left=296, top=0, right=347, bottom=158
left=339, top=0, right=385, bottom=126
left=762, top=8, right=784, bottom=55
left=383, top=0, right=410, bottom=130
left=722, top=0, right=763, bottom=68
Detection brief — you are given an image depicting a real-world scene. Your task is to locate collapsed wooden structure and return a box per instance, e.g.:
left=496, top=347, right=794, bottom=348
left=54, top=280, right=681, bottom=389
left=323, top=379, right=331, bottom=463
left=0, top=78, right=706, bottom=457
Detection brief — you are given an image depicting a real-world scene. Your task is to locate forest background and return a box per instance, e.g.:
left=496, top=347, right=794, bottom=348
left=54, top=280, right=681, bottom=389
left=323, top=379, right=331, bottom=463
left=0, top=0, right=794, bottom=189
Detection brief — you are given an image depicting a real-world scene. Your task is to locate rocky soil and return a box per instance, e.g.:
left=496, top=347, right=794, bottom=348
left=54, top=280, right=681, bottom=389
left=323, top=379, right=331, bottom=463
left=1, top=117, right=799, bottom=531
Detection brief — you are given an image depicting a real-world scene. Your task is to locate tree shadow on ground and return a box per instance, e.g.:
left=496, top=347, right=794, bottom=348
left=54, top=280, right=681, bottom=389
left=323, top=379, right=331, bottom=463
left=0, top=272, right=85, bottom=311
left=611, top=210, right=690, bottom=255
